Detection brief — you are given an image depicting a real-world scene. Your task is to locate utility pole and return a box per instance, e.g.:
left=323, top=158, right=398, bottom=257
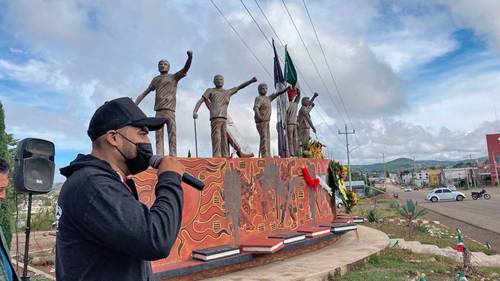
left=495, top=158, right=500, bottom=188
left=339, top=124, right=355, bottom=191
left=383, top=153, right=386, bottom=189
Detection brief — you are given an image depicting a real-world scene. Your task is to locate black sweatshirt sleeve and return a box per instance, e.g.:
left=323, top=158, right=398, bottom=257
left=82, top=171, right=184, bottom=260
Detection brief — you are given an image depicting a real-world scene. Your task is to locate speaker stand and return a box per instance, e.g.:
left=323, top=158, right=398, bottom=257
left=21, top=193, right=33, bottom=281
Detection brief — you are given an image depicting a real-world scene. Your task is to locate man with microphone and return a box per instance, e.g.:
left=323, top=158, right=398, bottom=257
left=56, top=97, right=185, bottom=281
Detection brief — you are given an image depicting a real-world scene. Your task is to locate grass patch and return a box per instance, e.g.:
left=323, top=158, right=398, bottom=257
left=337, top=248, right=500, bottom=281
left=370, top=223, right=496, bottom=255
left=348, top=197, right=496, bottom=255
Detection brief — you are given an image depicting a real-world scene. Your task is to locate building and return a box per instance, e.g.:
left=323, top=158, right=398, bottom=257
left=443, top=167, right=478, bottom=187
left=344, top=180, right=366, bottom=196
left=427, top=169, right=444, bottom=187
left=401, top=173, right=412, bottom=185
left=414, top=170, right=429, bottom=187
left=486, top=133, right=500, bottom=186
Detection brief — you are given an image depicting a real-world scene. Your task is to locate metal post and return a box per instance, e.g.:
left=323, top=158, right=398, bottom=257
left=22, top=193, right=33, bottom=281
left=193, top=119, right=198, bottom=158
left=495, top=158, right=500, bottom=188
left=339, top=124, right=355, bottom=191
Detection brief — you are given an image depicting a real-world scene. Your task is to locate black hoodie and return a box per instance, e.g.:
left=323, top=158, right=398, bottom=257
left=56, top=154, right=183, bottom=281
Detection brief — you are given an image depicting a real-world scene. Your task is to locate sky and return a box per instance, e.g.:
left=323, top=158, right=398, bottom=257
left=0, top=0, right=499, bottom=181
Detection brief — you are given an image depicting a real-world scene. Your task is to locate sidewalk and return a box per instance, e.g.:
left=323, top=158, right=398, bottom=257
left=205, top=225, right=389, bottom=281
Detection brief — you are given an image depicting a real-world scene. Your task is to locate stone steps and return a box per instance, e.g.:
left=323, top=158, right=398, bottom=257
left=389, top=238, right=500, bottom=267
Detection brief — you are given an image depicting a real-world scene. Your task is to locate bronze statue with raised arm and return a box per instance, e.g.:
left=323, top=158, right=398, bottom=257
left=135, top=50, right=193, bottom=156
left=298, top=92, right=319, bottom=151
left=286, top=88, right=301, bottom=157
left=193, top=75, right=257, bottom=157
left=253, top=83, right=289, bottom=158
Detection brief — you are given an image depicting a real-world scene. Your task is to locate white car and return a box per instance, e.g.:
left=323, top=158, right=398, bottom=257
left=446, top=185, right=457, bottom=191
left=335, top=195, right=344, bottom=208
left=426, top=188, right=465, bottom=202
left=404, top=188, right=412, bottom=192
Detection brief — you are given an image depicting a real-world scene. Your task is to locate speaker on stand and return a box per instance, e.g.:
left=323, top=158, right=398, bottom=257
left=13, top=138, right=55, bottom=281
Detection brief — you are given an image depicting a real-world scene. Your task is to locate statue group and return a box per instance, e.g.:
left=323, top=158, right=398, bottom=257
left=135, top=51, right=318, bottom=158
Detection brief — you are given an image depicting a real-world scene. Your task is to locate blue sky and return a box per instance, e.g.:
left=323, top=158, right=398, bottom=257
left=0, top=0, right=499, bottom=181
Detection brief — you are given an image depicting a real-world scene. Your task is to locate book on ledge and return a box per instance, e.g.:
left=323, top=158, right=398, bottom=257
left=192, top=245, right=240, bottom=261
left=240, top=238, right=285, bottom=254
left=297, top=226, right=332, bottom=238
left=268, top=232, right=306, bottom=244
left=352, top=217, right=365, bottom=223
left=330, top=223, right=357, bottom=233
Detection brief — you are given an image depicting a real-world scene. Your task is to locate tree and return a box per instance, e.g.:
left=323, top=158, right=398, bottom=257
left=0, top=100, right=16, bottom=248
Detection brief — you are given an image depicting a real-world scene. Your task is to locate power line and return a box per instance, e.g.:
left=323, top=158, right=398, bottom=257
left=301, top=0, right=364, bottom=148
left=280, top=0, right=347, bottom=126
left=209, top=0, right=273, bottom=79
left=301, top=0, right=351, bottom=127
left=253, top=0, right=285, bottom=47
left=240, top=0, right=342, bottom=141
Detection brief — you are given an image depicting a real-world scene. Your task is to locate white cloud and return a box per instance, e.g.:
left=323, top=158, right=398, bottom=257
left=0, top=59, right=70, bottom=90
left=1, top=0, right=499, bottom=166
left=444, top=0, right=500, bottom=51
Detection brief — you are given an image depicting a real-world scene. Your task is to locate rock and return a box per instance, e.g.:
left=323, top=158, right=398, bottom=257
left=491, top=272, right=499, bottom=277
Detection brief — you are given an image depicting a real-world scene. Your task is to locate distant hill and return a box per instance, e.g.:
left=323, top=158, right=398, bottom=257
left=351, top=157, right=487, bottom=173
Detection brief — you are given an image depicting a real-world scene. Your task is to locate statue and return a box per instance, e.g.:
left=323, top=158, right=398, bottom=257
left=135, top=50, right=193, bottom=156
left=193, top=75, right=257, bottom=157
left=285, top=88, right=301, bottom=157
left=298, top=93, right=319, bottom=152
left=253, top=83, right=289, bottom=158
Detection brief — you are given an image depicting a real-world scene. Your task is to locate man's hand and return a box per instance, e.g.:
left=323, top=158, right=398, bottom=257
left=251, top=77, right=257, bottom=83
left=193, top=112, right=198, bottom=119
left=187, top=50, right=193, bottom=56
left=158, top=157, right=185, bottom=176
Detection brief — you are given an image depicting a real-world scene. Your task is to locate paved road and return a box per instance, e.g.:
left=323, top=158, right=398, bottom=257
left=388, top=184, right=500, bottom=235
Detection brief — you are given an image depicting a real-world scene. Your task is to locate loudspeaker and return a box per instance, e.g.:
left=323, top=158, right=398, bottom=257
left=13, top=138, right=55, bottom=194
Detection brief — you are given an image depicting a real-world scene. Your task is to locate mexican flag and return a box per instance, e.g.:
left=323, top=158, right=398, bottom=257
left=456, top=228, right=464, bottom=253
left=273, top=39, right=287, bottom=157
left=284, top=46, right=299, bottom=101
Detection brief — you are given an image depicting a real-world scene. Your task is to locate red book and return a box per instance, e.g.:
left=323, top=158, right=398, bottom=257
left=297, top=226, right=331, bottom=238
left=240, top=238, right=285, bottom=254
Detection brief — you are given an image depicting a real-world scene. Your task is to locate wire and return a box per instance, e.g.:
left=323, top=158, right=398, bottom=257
left=280, top=0, right=347, bottom=126
left=209, top=0, right=273, bottom=79
left=301, top=0, right=363, bottom=148
left=249, top=0, right=343, bottom=142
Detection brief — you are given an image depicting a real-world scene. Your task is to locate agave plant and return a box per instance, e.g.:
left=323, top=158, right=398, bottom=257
left=399, top=199, right=427, bottom=226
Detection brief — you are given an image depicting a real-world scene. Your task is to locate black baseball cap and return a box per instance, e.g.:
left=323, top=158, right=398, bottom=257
left=87, top=97, right=166, bottom=141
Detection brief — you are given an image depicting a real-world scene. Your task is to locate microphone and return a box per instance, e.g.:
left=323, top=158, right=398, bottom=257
left=149, top=155, right=205, bottom=191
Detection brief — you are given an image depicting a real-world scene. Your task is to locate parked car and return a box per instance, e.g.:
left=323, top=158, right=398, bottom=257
left=404, top=187, right=412, bottom=192
left=426, top=188, right=465, bottom=202
left=446, top=185, right=457, bottom=191
left=335, top=194, right=344, bottom=208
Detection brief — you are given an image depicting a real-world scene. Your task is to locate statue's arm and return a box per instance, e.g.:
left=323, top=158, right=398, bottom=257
left=232, top=77, right=258, bottom=95
left=309, top=92, right=319, bottom=104
left=135, top=80, right=155, bottom=105
left=270, top=85, right=290, bottom=101
left=294, top=88, right=301, bottom=103
left=174, top=50, right=193, bottom=80
left=306, top=115, right=316, bottom=133
left=193, top=90, right=209, bottom=119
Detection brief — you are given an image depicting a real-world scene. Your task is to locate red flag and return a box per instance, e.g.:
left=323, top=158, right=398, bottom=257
left=302, top=167, right=320, bottom=192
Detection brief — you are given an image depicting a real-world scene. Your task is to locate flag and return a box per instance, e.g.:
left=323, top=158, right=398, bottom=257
left=273, top=39, right=287, bottom=157
left=456, top=228, right=464, bottom=253
left=284, top=46, right=297, bottom=86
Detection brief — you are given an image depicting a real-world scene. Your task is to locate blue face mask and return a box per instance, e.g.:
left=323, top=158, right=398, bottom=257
left=115, top=132, right=153, bottom=175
